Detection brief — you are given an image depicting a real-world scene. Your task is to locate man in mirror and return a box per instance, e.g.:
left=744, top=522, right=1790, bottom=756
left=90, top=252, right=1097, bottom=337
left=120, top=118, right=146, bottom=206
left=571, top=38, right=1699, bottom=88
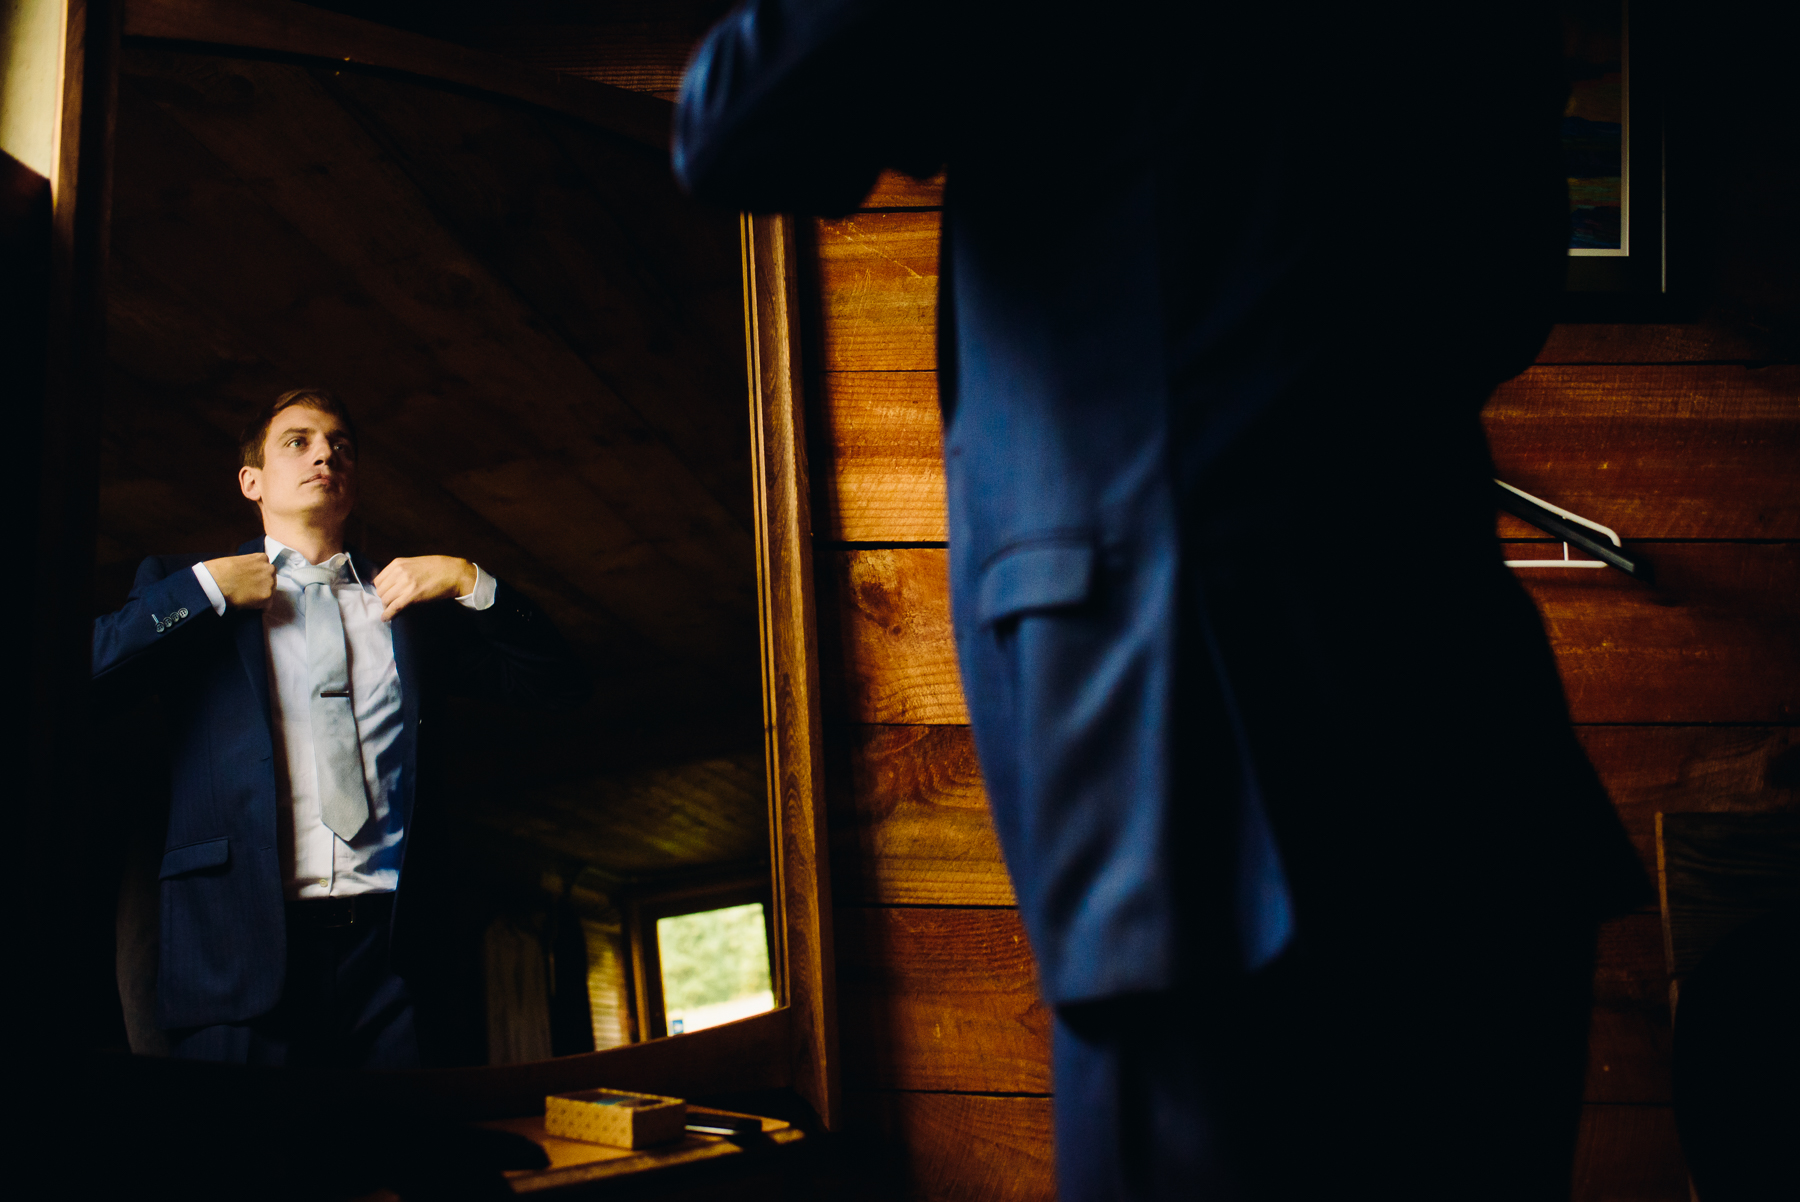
left=92, top=388, right=590, bottom=1068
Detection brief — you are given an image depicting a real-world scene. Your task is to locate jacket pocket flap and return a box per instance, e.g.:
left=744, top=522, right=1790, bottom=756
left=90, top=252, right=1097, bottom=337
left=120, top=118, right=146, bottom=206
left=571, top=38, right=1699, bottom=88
left=977, top=541, right=1096, bottom=626
left=159, top=837, right=230, bottom=879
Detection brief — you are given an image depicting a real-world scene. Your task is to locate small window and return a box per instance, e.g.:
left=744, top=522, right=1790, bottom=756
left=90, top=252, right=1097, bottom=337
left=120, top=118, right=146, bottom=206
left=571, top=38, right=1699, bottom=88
left=657, top=902, right=774, bottom=1034
left=626, top=878, right=777, bottom=1039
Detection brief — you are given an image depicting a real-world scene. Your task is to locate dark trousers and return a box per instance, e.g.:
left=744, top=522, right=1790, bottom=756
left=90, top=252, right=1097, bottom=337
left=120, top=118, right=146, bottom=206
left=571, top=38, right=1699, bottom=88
left=1054, top=913, right=1598, bottom=1202
left=170, top=895, right=419, bottom=1069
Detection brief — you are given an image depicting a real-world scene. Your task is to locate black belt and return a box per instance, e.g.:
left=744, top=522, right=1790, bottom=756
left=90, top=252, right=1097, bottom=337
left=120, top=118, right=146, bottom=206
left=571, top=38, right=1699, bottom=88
left=288, top=893, right=394, bottom=930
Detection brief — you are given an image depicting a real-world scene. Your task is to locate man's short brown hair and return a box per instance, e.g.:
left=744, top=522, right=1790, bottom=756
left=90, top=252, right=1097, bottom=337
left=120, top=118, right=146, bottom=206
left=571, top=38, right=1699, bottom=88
left=240, top=388, right=359, bottom=469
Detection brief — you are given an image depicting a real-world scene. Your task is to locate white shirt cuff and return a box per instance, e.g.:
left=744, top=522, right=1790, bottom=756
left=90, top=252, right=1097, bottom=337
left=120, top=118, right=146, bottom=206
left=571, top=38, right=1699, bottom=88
left=456, top=564, right=496, bottom=611
left=192, top=562, right=228, bottom=616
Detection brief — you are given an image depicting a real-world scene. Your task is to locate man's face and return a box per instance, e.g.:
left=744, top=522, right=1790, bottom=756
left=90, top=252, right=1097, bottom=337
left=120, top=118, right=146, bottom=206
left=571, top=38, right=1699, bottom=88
left=239, top=405, right=358, bottom=529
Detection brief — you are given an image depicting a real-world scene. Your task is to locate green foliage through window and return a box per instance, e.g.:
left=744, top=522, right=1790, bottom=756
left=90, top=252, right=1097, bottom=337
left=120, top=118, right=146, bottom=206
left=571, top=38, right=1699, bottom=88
left=657, top=902, right=774, bottom=1034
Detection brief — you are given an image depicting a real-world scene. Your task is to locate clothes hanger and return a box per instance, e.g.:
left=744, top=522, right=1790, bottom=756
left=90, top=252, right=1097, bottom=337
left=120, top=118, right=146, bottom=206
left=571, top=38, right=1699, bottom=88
left=1496, top=479, right=1654, bottom=585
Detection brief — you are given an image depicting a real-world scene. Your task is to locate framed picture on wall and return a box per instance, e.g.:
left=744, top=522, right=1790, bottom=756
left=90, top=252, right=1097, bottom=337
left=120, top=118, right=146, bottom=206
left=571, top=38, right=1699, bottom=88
left=1564, top=0, right=1664, bottom=297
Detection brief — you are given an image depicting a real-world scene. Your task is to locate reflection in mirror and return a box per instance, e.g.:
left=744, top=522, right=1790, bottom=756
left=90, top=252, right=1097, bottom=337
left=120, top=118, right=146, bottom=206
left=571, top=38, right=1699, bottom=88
left=658, top=902, right=775, bottom=1035
left=98, top=42, right=771, bottom=1067
left=624, top=875, right=775, bottom=1042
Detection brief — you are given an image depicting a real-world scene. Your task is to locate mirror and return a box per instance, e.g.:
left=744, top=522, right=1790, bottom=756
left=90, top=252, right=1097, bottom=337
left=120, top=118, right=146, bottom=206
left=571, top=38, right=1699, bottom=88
left=91, top=2, right=830, bottom=1120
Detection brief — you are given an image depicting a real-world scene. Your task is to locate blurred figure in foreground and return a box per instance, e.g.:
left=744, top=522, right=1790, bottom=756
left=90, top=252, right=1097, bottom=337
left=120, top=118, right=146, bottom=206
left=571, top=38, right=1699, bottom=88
left=676, top=3, right=1649, bottom=1198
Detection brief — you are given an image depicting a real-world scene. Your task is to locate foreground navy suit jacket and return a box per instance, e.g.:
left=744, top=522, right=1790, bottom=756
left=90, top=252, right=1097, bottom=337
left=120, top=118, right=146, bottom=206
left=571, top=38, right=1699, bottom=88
left=92, top=540, right=588, bottom=1029
left=677, top=0, right=1649, bottom=1006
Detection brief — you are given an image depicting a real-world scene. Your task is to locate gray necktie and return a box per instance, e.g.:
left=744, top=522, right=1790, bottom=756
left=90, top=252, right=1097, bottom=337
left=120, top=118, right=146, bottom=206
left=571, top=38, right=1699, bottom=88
left=288, top=561, right=370, bottom=840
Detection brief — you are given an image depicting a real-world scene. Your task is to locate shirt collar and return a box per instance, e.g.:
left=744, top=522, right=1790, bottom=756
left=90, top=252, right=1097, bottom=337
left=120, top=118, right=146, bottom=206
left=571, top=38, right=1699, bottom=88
left=265, top=536, right=362, bottom=585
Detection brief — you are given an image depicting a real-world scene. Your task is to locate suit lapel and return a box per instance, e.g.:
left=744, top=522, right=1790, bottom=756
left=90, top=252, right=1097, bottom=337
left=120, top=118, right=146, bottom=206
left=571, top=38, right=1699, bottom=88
left=233, top=537, right=273, bottom=727
left=387, top=588, right=422, bottom=823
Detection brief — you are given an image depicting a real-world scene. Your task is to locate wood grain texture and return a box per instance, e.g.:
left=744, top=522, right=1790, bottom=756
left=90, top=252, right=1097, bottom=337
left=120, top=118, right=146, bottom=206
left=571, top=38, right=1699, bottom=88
left=843, top=1092, right=1056, bottom=1202
left=835, top=906, right=1049, bottom=1093
left=1587, top=914, right=1674, bottom=1105
left=845, top=1097, right=1684, bottom=1202
left=824, top=549, right=967, bottom=725
left=860, top=170, right=946, bottom=210
left=825, top=724, right=1798, bottom=911
left=810, top=202, right=1792, bottom=380
left=1537, top=320, right=1781, bottom=364
left=827, top=725, right=1013, bottom=907
left=125, top=0, right=673, bottom=147
left=1571, top=1105, right=1690, bottom=1202
left=745, top=213, right=841, bottom=1128
left=1657, top=810, right=1800, bottom=976
left=814, top=211, right=940, bottom=373
left=818, top=735, right=1718, bottom=1106
left=1525, top=543, right=1800, bottom=723
left=815, top=371, right=946, bottom=543
left=1578, top=726, right=1800, bottom=877
left=826, top=545, right=1800, bottom=727
left=1488, top=365, right=1800, bottom=539
left=430, top=10, right=733, bottom=96
left=809, top=364, right=1798, bottom=544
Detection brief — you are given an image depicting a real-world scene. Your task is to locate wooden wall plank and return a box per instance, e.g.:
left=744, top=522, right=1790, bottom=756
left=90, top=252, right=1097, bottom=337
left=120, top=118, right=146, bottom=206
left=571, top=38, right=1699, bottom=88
left=822, top=192, right=1774, bottom=370
left=805, top=123, right=1783, bottom=1202
left=1587, top=913, right=1674, bottom=1105
left=123, top=0, right=675, bottom=149
left=827, top=546, right=1800, bottom=727
left=847, top=1096, right=1686, bottom=1202
left=843, top=1092, right=1056, bottom=1202
left=825, top=549, right=967, bottom=725
left=835, top=906, right=1050, bottom=1093
left=814, top=210, right=1791, bottom=381
left=1538, top=320, right=1779, bottom=365
left=815, top=212, right=940, bottom=373
left=826, top=724, right=1797, bottom=909
left=832, top=902, right=1673, bottom=1105
left=1571, top=1105, right=1690, bottom=1202
left=812, top=366, right=1799, bottom=543
left=816, top=371, right=946, bottom=543
left=1528, top=543, right=1800, bottom=723
left=860, top=170, right=945, bottom=210
left=828, top=725, right=1014, bottom=907
left=1488, top=365, right=1800, bottom=539
left=1579, top=726, right=1800, bottom=876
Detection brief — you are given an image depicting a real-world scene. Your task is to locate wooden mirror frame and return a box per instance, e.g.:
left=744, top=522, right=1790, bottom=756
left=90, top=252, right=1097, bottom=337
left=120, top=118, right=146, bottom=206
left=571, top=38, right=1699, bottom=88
left=43, top=0, right=837, bottom=1129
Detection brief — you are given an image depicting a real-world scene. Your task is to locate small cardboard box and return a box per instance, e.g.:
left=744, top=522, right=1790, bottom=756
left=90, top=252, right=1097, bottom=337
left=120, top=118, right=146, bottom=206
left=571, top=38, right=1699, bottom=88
left=544, top=1088, right=688, bottom=1149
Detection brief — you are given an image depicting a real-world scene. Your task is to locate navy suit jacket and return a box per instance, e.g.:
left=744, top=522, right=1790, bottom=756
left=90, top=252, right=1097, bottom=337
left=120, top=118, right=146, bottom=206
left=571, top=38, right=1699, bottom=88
left=676, top=0, right=1650, bottom=1007
left=92, top=540, right=588, bottom=1029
